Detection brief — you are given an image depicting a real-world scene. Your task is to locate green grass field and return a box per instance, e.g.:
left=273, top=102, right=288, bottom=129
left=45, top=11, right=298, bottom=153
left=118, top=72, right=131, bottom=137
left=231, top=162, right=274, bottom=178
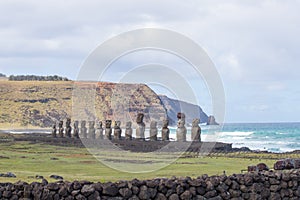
left=1, top=141, right=298, bottom=183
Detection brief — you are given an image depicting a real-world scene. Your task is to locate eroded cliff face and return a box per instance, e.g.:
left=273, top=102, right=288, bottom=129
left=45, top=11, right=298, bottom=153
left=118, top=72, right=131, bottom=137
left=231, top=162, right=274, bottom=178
left=72, top=82, right=167, bottom=126
left=0, top=81, right=167, bottom=128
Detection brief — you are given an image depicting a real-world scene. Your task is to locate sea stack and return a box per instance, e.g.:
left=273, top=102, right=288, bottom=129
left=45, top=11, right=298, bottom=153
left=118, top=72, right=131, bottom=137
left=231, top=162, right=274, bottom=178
left=207, top=115, right=219, bottom=125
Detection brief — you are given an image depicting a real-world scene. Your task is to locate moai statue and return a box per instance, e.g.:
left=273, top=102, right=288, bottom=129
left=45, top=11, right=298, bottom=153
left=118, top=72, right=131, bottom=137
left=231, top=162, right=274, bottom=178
left=149, top=121, right=158, bottom=141
left=73, top=121, right=80, bottom=139
left=95, top=121, right=104, bottom=139
left=191, top=118, right=201, bottom=142
left=125, top=122, right=132, bottom=140
left=65, top=118, right=72, bottom=138
left=136, top=113, right=145, bottom=141
left=80, top=121, right=87, bottom=139
left=52, top=124, right=57, bottom=138
left=58, top=120, right=64, bottom=138
left=161, top=119, right=170, bottom=141
left=113, top=121, right=122, bottom=140
left=88, top=121, right=96, bottom=139
left=105, top=120, right=112, bottom=140
left=176, top=113, right=187, bottom=142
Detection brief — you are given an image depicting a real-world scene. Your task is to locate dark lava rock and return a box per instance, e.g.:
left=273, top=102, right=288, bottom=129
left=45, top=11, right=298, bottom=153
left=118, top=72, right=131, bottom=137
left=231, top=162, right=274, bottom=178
left=42, top=178, right=48, bottom=186
left=180, top=190, right=192, bottom=200
left=3, top=190, right=12, bottom=198
left=50, top=174, right=64, bottom=180
left=73, top=181, right=82, bottom=190
left=204, top=190, right=217, bottom=198
left=81, top=185, right=95, bottom=196
left=196, top=186, right=206, bottom=195
left=76, top=194, right=87, bottom=200
left=139, top=185, right=150, bottom=200
left=189, top=178, right=203, bottom=187
left=155, top=193, right=167, bottom=200
left=92, top=182, right=103, bottom=192
left=119, top=187, right=132, bottom=198
left=257, top=163, right=269, bottom=171
left=71, top=190, right=80, bottom=196
left=169, top=193, right=180, bottom=200
left=47, top=183, right=59, bottom=191
left=176, top=184, right=184, bottom=195
left=35, top=175, right=44, bottom=179
left=165, top=179, right=176, bottom=189
left=58, top=186, right=68, bottom=197
left=132, top=186, right=139, bottom=195
left=102, top=184, right=119, bottom=196
left=87, top=191, right=100, bottom=200
left=128, top=195, right=140, bottom=200
left=146, top=179, right=158, bottom=188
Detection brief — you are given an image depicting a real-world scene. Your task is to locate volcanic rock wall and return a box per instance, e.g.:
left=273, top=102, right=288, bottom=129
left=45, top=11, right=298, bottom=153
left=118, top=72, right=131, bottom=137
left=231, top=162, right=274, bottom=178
left=1, top=170, right=300, bottom=199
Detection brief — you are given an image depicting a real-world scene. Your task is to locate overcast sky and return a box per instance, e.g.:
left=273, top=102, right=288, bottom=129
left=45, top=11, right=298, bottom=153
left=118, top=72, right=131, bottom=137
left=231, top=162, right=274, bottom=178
left=0, top=0, right=299, bottom=123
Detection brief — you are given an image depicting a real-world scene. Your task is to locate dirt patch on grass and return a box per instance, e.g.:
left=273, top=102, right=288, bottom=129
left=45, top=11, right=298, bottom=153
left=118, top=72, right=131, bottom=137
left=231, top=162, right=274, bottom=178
left=79, top=160, right=97, bottom=164
left=175, top=161, right=208, bottom=165
left=0, top=156, right=9, bottom=159
left=103, top=158, right=163, bottom=164
left=57, top=154, right=89, bottom=158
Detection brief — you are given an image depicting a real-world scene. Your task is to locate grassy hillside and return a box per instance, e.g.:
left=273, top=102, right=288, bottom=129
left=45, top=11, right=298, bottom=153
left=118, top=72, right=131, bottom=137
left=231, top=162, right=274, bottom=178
left=0, top=81, right=72, bottom=128
left=0, top=81, right=167, bottom=128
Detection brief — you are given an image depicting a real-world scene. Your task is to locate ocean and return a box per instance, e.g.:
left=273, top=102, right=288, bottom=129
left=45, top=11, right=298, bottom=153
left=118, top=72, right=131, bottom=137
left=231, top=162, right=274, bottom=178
left=2, top=122, right=300, bottom=153
left=169, top=122, right=300, bottom=153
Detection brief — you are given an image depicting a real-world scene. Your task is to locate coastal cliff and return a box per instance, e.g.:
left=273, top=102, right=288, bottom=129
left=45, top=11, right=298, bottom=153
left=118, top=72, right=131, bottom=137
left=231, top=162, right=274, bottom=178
left=158, top=95, right=208, bottom=125
left=0, top=81, right=208, bottom=128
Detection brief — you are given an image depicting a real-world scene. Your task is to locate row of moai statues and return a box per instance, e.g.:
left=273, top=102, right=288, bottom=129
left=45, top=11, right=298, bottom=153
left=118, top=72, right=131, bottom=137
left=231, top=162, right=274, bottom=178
left=51, top=112, right=201, bottom=142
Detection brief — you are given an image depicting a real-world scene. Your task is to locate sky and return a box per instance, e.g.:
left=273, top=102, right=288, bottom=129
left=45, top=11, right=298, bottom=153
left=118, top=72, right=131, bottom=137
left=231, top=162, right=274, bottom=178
left=0, top=0, right=299, bottom=123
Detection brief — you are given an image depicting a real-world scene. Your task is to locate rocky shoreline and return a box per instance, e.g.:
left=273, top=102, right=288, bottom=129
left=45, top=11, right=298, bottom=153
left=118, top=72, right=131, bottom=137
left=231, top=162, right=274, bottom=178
left=1, top=170, right=300, bottom=199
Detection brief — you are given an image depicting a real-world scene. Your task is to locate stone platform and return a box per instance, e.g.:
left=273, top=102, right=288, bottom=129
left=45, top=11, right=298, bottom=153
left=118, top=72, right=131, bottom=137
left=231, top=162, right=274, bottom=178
left=12, top=133, right=235, bottom=153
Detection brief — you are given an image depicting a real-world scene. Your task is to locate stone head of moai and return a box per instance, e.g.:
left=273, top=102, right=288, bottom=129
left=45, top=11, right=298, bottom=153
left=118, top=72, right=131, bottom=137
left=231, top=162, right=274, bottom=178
left=192, top=118, right=200, bottom=127
left=177, top=119, right=185, bottom=128
left=96, top=121, right=102, bottom=129
left=59, top=120, right=63, bottom=128
left=114, top=121, right=121, bottom=128
left=74, top=120, right=79, bottom=127
left=150, top=121, right=157, bottom=128
left=177, top=112, right=186, bottom=121
left=105, top=120, right=112, bottom=129
left=88, top=121, right=95, bottom=128
left=126, top=122, right=132, bottom=128
left=66, top=118, right=71, bottom=126
left=136, top=113, right=144, bottom=124
left=81, top=120, right=86, bottom=127
left=162, top=119, right=169, bottom=128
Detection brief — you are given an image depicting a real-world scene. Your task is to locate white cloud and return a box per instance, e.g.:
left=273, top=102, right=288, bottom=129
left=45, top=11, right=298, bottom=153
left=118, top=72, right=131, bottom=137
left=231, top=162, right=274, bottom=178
left=0, top=0, right=299, bottom=122
left=218, top=53, right=242, bottom=80
left=266, top=82, right=286, bottom=91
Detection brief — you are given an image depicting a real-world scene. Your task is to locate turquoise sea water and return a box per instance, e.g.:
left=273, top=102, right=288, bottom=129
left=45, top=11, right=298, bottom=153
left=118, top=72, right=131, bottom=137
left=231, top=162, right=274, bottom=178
left=169, top=122, right=300, bottom=153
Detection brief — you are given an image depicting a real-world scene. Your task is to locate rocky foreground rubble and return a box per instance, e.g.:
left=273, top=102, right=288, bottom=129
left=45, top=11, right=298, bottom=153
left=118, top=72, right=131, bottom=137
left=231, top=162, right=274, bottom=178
left=1, top=170, right=300, bottom=199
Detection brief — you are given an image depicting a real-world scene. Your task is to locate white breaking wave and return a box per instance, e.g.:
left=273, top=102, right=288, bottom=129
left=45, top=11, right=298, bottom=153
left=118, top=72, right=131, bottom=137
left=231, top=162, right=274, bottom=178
left=216, top=131, right=254, bottom=137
